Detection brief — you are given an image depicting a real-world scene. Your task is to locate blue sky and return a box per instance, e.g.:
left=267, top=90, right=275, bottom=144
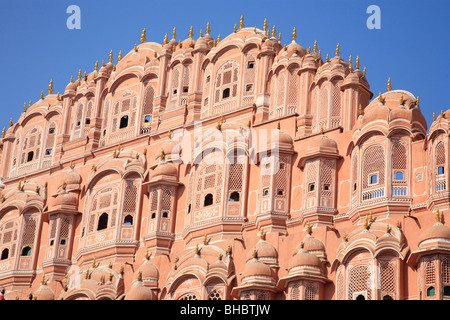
left=0, top=0, right=449, bottom=131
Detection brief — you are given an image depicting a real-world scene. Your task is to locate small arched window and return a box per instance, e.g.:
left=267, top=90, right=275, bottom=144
left=21, top=246, right=32, bottom=256
left=444, top=286, right=450, bottom=296
left=222, top=88, right=230, bottom=99
left=204, top=193, right=214, bottom=207
left=438, top=166, right=445, bottom=175
left=123, top=215, right=133, bottom=225
left=229, top=191, right=240, bottom=202
left=1, top=248, right=9, bottom=260
left=27, top=151, right=34, bottom=162
left=97, top=212, right=109, bottom=231
left=120, top=116, right=129, bottom=129
left=427, top=286, right=435, bottom=297
left=394, top=171, right=404, bottom=181
left=382, top=295, right=393, bottom=300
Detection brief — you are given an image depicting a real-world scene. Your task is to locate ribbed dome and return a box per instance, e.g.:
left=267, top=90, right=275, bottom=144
left=54, top=189, right=78, bottom=207
left=242, top=258, right=273, bottom=279
left=288, top=249, right=322, bottom=270
left=138, top=259, right=159, bottom=280
left=246, top=239, right=278, bottom=262
left=34, top=284, right=55, bottom=300
left=124, top=280, right=153, bottom=300
left=418, top=221, right=450, bottom=246
left=302, top=234, right=325, bottom=253
left=150, top=161, right=178, bottom=179
left=305, top=134, right=338, bottom=155
left=62, top=168, right=82, bottom=185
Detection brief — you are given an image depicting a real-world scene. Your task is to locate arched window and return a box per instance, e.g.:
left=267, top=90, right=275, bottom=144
left=204, top=193, right=214, bottom=207
left=444, top=286, right=450, bottom=296
left=123, top=215, right=133, bottom=225
left=119, top=115, right=129, bottom=129
left=27, top=151, right=34, bottom=162
left=97, top=213, right=109, bottom=231
left=1, top=248, right=9, bottom=260
left=427, top=286, right=435, bottom=297
left=212, top=60, right=239, bottom=115
left=229, top=191, right=240, bottom=202
left=21, top=246, right=32, bottom=256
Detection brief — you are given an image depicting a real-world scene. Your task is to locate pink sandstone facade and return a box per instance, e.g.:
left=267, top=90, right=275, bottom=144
left=0, top=20, right=449, bottom=301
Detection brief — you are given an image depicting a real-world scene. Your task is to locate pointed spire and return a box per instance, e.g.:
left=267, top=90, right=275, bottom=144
left=292, top=27, right=297, bottom=42
left=364, top=216, right=369, bottom=230
left=163, top=33, right=168, bottom=45
left=355, top=56, right=360, bottom=70
left=400, top=95, right=405, bottom=105
left=23, top=102, right=27, bottom=113
left=271, top=25, right=276, bottom=38
left=94, top=60, right=99, bottom=72
left=378, top=91, right=383, bottom=103
left=387, top=77, right=392, bottom=91
left=415, top=96, right=420, bottom=107
left=363, top=66, right=366, bottom=77
left=259, top=227, right=265, bottom=240
left=134, top=44, right=138, bottom=52
left=188, top=25, right=193, bottom=39
left=9, top=118, right=13, bottom=127
left=102, top=60, right=105, bottom=67
left=109, top=49, right=113, bottom=63
left=313, top=40, right=318, bottom=53
left=40, top=90, right=44, bottom=100
left=216, top=34, right=221, bottom=45
left=239, top=15, right=244, bottom=29
left=433, top=112, right=436, bottom=121
left=233, top=24, right=237, bottom=33
left=48, top=78, right=53, bottom=94
left=335, top=43, right=340, bottom=57
left=306, top=221, right=312, bottom=235
left=56, top=92, right=61, bottom=101
left=2, top=127, right=5, bottom=139
left=140, top=27, right=146, bottom=44
left=263, top=18, right=268, bottom=32
left=436, top=208, right=441, bottom=222
left=278, top=32, right=281, bottom=41
left=118, top=50, right=122, bottom=61
left=206, top=22, right=211, bottom=35
left=348, top=55, right=353, bottom=72
left=199, top=29, right=203, bottom=37
left=358, top=104, right=363, bottom=116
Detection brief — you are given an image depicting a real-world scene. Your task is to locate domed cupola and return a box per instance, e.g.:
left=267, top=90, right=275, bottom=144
left=33, top=276, right=55, bottom=300
left=417, top=210, right=450, bottom=249
left=245, top=229, right=278, bottom=267
left=124, top=272, right=154, bottom=300
left=149, top=151, right=179, bottom=183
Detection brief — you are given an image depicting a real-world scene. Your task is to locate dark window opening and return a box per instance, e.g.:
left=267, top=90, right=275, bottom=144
left=173, top=89, right=178, bottom=95
left=21, top=246, right=32, bottom=256
left=162, top=211, right=169, bottom=218
left=144, top=115, right=151, bottom=123
left=45, top=149, right=52, bottom=156
left=229, top=191, right=240, bottom=202
left=355, top=294, right=365, bottom=300
left=85, top=118, right=91, bottom=125
left=277, top=189, right=284, bottom=196
left=27, top=151, right=34, bottom=162
left=60, top=239, right=66, bottom=245
left=353, top=183, right=357, bottom=191
left=444, top=286, right=450, bottom=296
left=49, top=128, right=55, bottom=134
left=188, top=204, right=191, bottom=214
left=382, top=295, right=393, bottom=300
left=222, top=88, right=230, bottom=99
left=50, top=240, right=54, bottom=246
left=1, top=248, right=9, bottom=260
left=427, top=286, right=435, bottom=297
left=204, top=193, right=214, bottom=207
left=124, top=215, right=133, bottom=225
left=119, top=116, right=129, bottom=129
left=151, top=212, right=156, bottom=219
left=183, top=86, right=189, bottom=93
left=323, top=184, right=330, bottom=191
left=370, top=174, right=378, bottom=184
left=308, top=183, right=315, bottom=192
left=438, top=166, right=445, bottom=175
left=103, top=129, right=107, bottom=136
left=97, top=212, right=109, bottom=231
left=248, top=62, right=254, bottom=69
left=263, top=188, right=269, bottom=197
left=246, top=84, right=253, bottom=92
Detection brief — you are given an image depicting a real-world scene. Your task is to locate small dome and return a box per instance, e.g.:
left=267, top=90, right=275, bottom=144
left=54, top=189, right=78, bottom=207
left=288, top=249, right=322, bottom=270
left=302, top=234, right=325, bottom=253
left=125, top=280, right=153, bottom=300
left=150, top=161, right=178, bottom=180
left=162, top=139, right=181, bottom=159
left=62, top=168, right=82, bottom=186
left=34, top=284, right=55, bottom=300
left=242, top=258, right=273, bottom=279
left=138, top=259, right=159, bottom=280
left=418, top=221, right=450, bottom=246
left=64, top=81, right=78, bottom=95
left=246, top=239, right=278, bottom=262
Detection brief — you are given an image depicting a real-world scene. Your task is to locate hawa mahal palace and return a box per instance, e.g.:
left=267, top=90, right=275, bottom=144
left=0, top=17, right=449, bottom=300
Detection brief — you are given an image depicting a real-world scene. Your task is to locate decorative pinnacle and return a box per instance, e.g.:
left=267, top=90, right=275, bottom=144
left=271, top=25, right=276, bottom=38
left=259, top=227, right=265, bottom=239
left=40, top=90, right=44, bottom=100
left=335, top=43, right=340, bottom=57
left=386, top=224, right=391, bottom=234
left=203, top=234, right=208, bottom=245
left=433, top=112, right=436, bottom=121
left=189, top=25, right=193, bottom=39
left=292, top=27, right=297, bottom=42
left=163, top=33, right=168, bottom=45
left=134, top=44, right=138, bottom=52
left=400, top=95, right=405, bottom=105
left=363, top=66, right=366, bottom=77
left=364, top=216, right=369, bottom=230
left=195, top=243, right=199, bottom=254
left=252, top=248, right=257, bottom=259
left=9, top=118, right=13, bottom=127
left=343, top=233, right=348, bottom=242
left=278, top=32, right=281, bottom=41
left=160, top=149, right=165, bottom=161
left=263, top=18, right=268, bottom=32
left=118, top=50, right=123, bottom=62
left=140, top=27, right=146, bottom=43
left=348, top=55, right=353, bottom=72
left=2, top=127, right=5, bottom=139
left=306, top=221, right=312, bottom=235
left=415, top=96, right=420, bottom=107
left=205, top=22, right=211, bottom=35
left=233, top=24, right=237, bottom=33
left=387, top=77, right=392, bottom=91
left=23, top=102, right=27, bottom=112
left=378, top=91, right=383, bottom=103
left=355, top=56, right=360, bottom=70
left=48, top=78, right=53, bottom=94
left=78, top=68, right=82, bottom=81
left=358, top=104, right=363, bottom=116
left=109, top=50, right=113, bottom=63
left=436, top=209, right=441, bottom=222
left=239, top=15, right=244, bottom=29
left=94, top=60, right=99, bottom=72
left=199, top=29, right=203, bottom=37
left=41, top=274, right=46, bottom=285
left=326, top=53, right=330, bottom=63
left=313, top=40, right=318, bottom=53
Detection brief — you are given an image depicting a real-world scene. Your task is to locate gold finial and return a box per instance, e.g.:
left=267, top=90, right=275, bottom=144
left=266, top=29, right=269, bottom=38
left=387, top=77, right=392, bottom=91
left=306, top=47, right=311, bottom=54
left=271, top=25, right=276, bottom=37
left=92, top=256, right=98, bottom=268
left=203, top=234, right=208, bottom=245
left=278, top=32, right=281, bottom=41
left=94, top=60, right=99, bottom=72
left=233, top=24, right=237, bottom=33
left=1, top=127, right=5, bottom=139
left=433, top=112, right=436, bottom=121
left=77, top=68, right=82, bottom=82
left=343, top=233, right=348, bottom=242
left=369, top=211, right=373, bottom=222
left=145, top=249, right=150, bottom=260
left=63, top=274, right=68, bottom=291
left=48, top=78, right=53, bottom=94
left=216, top=118, right=222, bottom=131
left=102, top=60, right=105, bottom=67
left=364, top=216, right=369, bottom=229
left=300, top=241, right=304, bottom=249
left=277, top=121, right=281, bottom=130
left=70, top=75, right=73, bottom=83
left=23, top=102, right=27, bottom=113
left=17, top=180, right=22, bottom=191
left=441, top=110, right=446, bottom=119
left=415, top=96, right=420, bottom=107
left=41, top=274, right=46, bottom=285
left=188, top=25, right=193, bottom=39
left=326, top=53, right=330, bottom=63
left=218, top=253, right=223, bottom=261
left=70, top=160, right=75, bottom=169
left=363, top=66, right=366, bottom=76
left=313, top=40, right=318, bottom=53
left=436, top=208, right=441, bottom=222
left=292, top=27, right=297, bottom=42
left=83, top=71, right=87, bottom=82
left=335, top=43, right=340, bottom=57
left=396, top=220, right=401, bottom=229
left=9, top=118, right=13, bottom=127
left=163, top=33, right=168, bottom=45
left=62, top=182, right=67, bottom=191
left=263, top=18, right=268, bottom=32
left=206, top=22, right=211, bottom=34
left=140, top=27, right=146, bottom=43
left=320, top=124, right=324, bottom=135
left=109, top=50, right=113, bottom=63
left=226, top=245, right=231, bottom=255
left=355, top=56, right=360, bottom=70
left=134, top=44, right=138, bottom=52
left=306, top=221, right=312, bottom=235
left=118, top=50, right=123, bottom=61
left=348, top=55, right=353, bottom=72
left=259, top=227, right=264, bottom=239
left=386, top=224, right=390, bottom=234
left=400, top=95, right=405, bottom=105
left=108, top=272, right=113, bottom=282
left=40, top=90, right=44, bottom=100
left=195, top=243, right=199, bottom=254
left=85, top=268, right=90, bottom=279
left=160, top=149, right=165, bottom=161
left=199, top=29, right=203, bottom=37
left=358, top=104, right=363, bottom=116
left=252, top=248, right=257, bottom=259
left=239, top=15, right=244, bottom=30
left=168, top=128, right=172, bottom=139
left=91, top=164, right=97, bottom=172
left=378, top=91, right=383, bottom=103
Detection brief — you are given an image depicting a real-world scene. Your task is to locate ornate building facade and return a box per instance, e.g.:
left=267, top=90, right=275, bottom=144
left=0, top=19, right=449, bottom=300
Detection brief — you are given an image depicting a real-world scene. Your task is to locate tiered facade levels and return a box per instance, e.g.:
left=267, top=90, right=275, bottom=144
left=0, top=24, right=449, bottom=300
